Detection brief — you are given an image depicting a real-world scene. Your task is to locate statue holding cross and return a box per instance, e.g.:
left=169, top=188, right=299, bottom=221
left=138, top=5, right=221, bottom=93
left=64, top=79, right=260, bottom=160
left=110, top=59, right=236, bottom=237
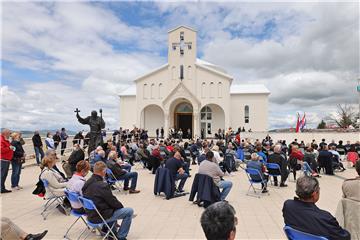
left=75, top=108, right=105, bottom=155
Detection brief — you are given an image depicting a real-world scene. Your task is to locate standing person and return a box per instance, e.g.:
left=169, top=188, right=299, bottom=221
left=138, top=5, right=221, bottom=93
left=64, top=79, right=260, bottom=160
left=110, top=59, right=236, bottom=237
left=156, top=128, right=159, bottom=140
left=53, top=131, right=61, bottom=150
left=32, top=131, right=44, bottom=165
left=11, top=132, right=25, bottom=190
left=45, top=132, right=55, bottom=150
left=72, top=131, right=84, bottom=146
left=187, top=128, right=191, bottom=140
left=1, top=129, right=14, bottom=193
left=160, top=127, right=164, bottom=139
left=60, top=128, right=68, bottom=156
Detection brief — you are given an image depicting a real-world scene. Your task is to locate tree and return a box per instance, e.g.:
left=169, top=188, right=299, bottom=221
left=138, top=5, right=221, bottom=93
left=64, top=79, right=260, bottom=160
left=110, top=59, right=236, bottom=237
left=331, top=104, right=358, bottom=128
left=317, top=120, right=326, bottom=129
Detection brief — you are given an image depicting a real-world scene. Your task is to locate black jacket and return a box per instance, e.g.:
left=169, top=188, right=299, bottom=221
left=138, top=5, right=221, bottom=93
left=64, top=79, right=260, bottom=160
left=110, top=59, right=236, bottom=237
left=268, top=153, right=288, bottom=174
left=68, top=149, right=85, bottom=172
left=283, top=198, right=350, bottom=240
left=11, top=140, right=25, bottom=160
left=154, top=167, right=175, bottom=199
left=32, top=134, right=42, bottom=147
left=82, top=174, right=124, bottom=223
left=189, top=174, right=220, bottom=208
left=106, top=159, right=127, bottom=178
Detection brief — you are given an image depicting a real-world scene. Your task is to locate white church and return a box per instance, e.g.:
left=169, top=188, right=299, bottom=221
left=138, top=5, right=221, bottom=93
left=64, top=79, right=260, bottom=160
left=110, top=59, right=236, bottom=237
left=119, top=26, right=270, bottom=138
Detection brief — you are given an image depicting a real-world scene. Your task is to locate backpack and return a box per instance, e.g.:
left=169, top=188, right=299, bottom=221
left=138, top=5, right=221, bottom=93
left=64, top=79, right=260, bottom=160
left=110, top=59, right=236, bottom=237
left=32, top=171, right=46, bottom=197
left=289, top=157, right=301, bottom=170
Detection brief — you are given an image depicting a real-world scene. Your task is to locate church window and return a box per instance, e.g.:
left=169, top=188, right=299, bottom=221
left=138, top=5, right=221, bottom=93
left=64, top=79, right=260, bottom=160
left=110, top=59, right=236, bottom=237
left=218, top=82, right=222, bottom=98
left=143, top=84, right=148, bottom=99
left=210, top=82, right=215, bottom=98
left=158, top=83, right=163, bottom=99
left=180, top=65, right=184, bottom=80
left=175, top=102, right=193, bottom=113
left=201, top=82, right=206, bottom=98
left=172, top=66, right=176, bottom=80
left=245, top=105, right=249, bottom=123
left=150, top=83, right=155, bottom=99
left=187, top=66, right=192, bottom=80
left=201, top=106, right=212, bottom=137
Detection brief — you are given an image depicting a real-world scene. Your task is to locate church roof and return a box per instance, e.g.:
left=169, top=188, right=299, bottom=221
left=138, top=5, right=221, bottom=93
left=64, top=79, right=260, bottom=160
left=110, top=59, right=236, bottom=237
left=118, top=85, right=136, bottom=96
left=168, top=25, right=197, bottom=33
left=230, top=84, right=270, bottom=94
left=196, top=58, right=228, bottom=74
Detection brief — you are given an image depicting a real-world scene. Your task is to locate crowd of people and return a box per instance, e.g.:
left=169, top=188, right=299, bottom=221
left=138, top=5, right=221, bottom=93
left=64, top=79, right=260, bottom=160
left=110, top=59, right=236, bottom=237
left=1, top=127, right=360, bottom=239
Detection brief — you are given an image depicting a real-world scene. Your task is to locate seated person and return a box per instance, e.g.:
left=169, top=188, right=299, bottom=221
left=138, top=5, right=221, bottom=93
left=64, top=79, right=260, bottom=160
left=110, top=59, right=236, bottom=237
left=92, top=150, right=106, bottom=166
left=1, top=217, right=47, bottom=240
left=106, top=151, right=140, bottom=194
left=329, top=146, right=346, bottom=171
left=40, top=156, right=67, bottom=198
left=136, top=143, right=149, bottom=167
left=318, top=145, right=334, bottom=175
left=246, top=153, right=268, bottom=193
left=267, top=144, right=289, bottom=187
left=342, top=160, right=360, bottom=201
left=211, top=145, right=223, bottom=164
left=89, top=146, right=103, bottom=165
left=67, top=144, right=85, bottom=174
left=66, top=160, right=90, bottom=214
left=346, top=146, right=359, bottom=167
left=40, top=156, right=70, bottom=214
left=45, top=149, right=66, bottom=179
left=150, top=145, right=163, bottom=174
left=198, top=151, right=232, bottom=201
left=82, top=161, right=134, bottom=240
left=165, top=150, right=188, bottom=192
left=283, top=176, right=350, bottom=240
left=200, top=201, right=237, bottom=240
left=256, top=145, right=267, bottom=162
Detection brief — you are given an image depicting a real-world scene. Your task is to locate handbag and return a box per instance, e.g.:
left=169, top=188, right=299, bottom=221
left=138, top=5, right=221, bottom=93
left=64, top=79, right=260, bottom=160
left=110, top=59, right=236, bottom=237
left=32, top=171, right=46, bottom=197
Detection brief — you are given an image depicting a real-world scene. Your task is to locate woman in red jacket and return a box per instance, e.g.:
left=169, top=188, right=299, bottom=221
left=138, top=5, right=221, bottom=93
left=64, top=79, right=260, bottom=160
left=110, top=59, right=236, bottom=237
left=1, top=129, right=14, bottom=193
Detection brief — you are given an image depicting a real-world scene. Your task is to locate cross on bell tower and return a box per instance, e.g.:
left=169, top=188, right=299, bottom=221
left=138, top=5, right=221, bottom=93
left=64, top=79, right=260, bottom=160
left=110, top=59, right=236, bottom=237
left=168, top=26, right=197, bottom=81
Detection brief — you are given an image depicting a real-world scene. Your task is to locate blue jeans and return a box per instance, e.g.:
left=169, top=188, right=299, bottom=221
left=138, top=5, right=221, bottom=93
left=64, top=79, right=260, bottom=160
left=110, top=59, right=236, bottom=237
left=34, top=147, right=44, bottom=164
left=218, top=180, right=233, bottom=200
left=175, top=173, right=188, bottom=191
left=11, top=161, right=22, bottom=187
left=106, top=207, right=134, bottom=239
left=118, top=172, right=138, bottom=190
left=303, top=162, right=313, bottom=174
left=121, top=164, right=131, bottom=172
left=1, top=160, right=10, bottom=191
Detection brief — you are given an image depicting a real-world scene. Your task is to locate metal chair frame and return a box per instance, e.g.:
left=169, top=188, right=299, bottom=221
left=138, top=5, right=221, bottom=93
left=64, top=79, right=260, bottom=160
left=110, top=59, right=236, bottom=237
left=78, top=196, right=118, bottom=240
left=64, top=189, right=90, bottom=239
left=266, top=163, right=282, bottom=186
left=41, top=179, right=67, bottom=220
left=245, top=168, right=269, bottom=198
left=105, top=168, right=125, bottom=193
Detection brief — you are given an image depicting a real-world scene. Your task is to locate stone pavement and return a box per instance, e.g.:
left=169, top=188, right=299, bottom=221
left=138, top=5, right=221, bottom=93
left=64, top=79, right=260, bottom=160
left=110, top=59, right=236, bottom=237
left=1, top=161, right=356, bottom=240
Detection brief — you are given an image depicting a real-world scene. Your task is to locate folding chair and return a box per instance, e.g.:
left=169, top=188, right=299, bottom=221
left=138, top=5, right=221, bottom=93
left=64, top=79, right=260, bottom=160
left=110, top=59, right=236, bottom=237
left=78, top=196, right=118, bottom=240
left=245, top=168, right=269, bottom=198
left=41, top=179, right=67, bottom=220
left=105, top=168, right=125, bottom=193
left=266, top=163, right=282, bottom=186
left=283, top=225, right=328, bottom=240
left=64, top=190, right=89, bottom=239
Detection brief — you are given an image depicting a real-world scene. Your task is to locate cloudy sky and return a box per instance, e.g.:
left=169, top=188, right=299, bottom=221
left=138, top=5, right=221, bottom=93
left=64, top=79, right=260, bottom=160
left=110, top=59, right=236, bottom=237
left=1, top=2, right=359, bottom=131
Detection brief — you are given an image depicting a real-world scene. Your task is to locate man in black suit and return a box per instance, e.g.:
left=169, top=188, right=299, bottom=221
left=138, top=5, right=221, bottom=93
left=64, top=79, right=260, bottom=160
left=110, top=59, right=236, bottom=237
left=267, top=144, right=289, bottom=187
left=283, top=176, right=350, bottom=240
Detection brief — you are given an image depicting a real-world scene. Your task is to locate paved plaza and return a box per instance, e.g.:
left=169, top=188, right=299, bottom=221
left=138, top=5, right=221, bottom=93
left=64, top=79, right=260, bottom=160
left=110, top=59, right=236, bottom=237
left=1, top=160, right=356, bottom=240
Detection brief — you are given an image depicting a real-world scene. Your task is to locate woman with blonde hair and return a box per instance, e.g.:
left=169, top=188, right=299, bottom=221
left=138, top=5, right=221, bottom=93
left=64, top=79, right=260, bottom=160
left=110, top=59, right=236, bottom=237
left=40, top=156, right=67, bottom=198
left=10, top=132, right=25, bottom=190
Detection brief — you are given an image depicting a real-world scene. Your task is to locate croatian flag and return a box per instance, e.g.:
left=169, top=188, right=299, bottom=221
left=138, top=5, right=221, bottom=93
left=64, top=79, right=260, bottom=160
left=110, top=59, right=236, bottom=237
left=295, top=112, right=300, bottom=133
left=300, top=113, right=306, bottom=131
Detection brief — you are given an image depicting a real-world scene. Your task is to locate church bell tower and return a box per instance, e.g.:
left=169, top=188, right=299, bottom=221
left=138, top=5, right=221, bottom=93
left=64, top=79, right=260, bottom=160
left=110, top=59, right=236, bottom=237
left=168, top=26, right=197, bottom=82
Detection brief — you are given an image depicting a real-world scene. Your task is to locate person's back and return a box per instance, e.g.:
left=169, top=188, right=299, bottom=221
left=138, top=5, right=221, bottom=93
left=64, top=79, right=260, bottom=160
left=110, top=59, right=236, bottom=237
left=198, top=159, right=224, bottom=184
left=165, top=156, right=182, bottom=178
left=342, top=161, right=360, bottom=202
left=82, top=168, right=124, bottom=223
left=283, top=176, right=350, bottom=240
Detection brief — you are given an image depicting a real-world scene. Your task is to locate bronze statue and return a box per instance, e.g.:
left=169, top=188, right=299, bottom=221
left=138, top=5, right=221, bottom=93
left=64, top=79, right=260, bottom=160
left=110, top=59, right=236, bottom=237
left=75, top=108, right=105, bottom=154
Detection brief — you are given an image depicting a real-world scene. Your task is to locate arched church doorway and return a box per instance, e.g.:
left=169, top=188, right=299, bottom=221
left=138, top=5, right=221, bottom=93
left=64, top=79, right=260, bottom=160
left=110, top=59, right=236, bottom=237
left=173, top=102, right=193, bottom=138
